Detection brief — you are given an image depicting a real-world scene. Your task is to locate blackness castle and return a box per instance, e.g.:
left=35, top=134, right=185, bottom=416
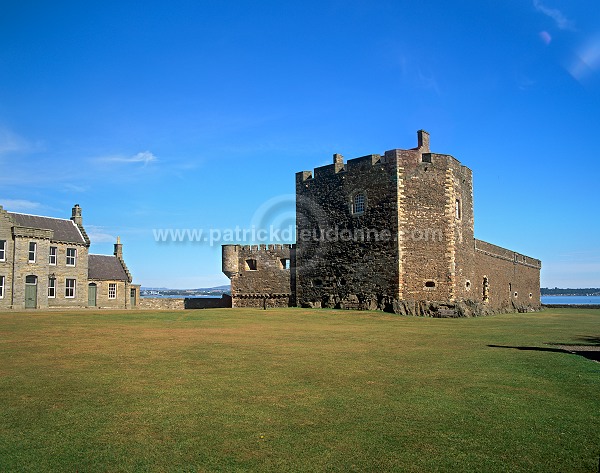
left=223, top=130, right=541, bottom=317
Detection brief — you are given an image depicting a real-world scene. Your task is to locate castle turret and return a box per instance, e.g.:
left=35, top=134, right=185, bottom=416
left=222, top=245, right=240, bottom=279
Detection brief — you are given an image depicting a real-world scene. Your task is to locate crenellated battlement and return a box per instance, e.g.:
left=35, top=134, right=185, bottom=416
left=223, top=243, right=296, bottom=252
left=297, top=130, right=437, bottom=183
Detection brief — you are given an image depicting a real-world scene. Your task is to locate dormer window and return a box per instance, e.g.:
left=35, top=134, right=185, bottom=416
left=352, top=193, right=366, bottom=215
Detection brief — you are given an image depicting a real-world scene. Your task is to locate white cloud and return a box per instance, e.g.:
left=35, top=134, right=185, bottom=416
left=62, top=183, right=89, bottom=193
left=0, top=128, right=40, bottom=156
left=86, top=225, right=117, bottom=243
left=98, top=151, right=158, bottom=165
left=533, top=0, right=576, bottom=31
left=0, top=199, right=42, bottom=212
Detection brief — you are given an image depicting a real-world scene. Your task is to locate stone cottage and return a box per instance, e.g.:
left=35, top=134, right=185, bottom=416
left=0, top=204, right=139, bottom=309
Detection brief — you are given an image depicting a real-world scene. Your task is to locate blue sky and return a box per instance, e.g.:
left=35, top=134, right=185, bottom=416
left=1, top=0, right=599, bottom=288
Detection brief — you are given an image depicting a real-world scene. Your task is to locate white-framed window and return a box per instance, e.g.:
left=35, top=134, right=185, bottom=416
left=108, top=283, right=117, bottom=299
left=28, top=242, right=37, bottom=263
left=65, top=278, right=76, bottom=298
left=0, top=275, right=4, bottom=298
left=49, top=246, right=57, bottom=265
left=66, top=248, right=76, bottom=266
left=0, top=240, right=6, bottom=261
left=352, top=193, right=366, bottom=214
left=48, top=277, right=56, bottom=298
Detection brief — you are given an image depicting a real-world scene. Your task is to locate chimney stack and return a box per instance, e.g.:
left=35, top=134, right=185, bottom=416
left=114, top=236, right=123, bottom=259
left=71, top=204, right=82, bottom=226
left=417, top=130, right=430, bottom=153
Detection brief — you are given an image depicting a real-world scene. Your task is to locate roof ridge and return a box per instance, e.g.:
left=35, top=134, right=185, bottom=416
left=7, top=211, right=72, bottom=222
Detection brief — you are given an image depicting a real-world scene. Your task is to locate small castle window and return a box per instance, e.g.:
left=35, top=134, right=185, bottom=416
left=482, top=276, right=489, bottom=302
left=514, top=292, right=518, bottom=298
left=465, top=280, right=471, bottom=290
left=280, top=258, right=290, bottom=270
left=245, top=259, right=257, bottom=271
left=353, top=193, right=366, bottom=214
left=529, top=293, right=533, bottom=299
left=312, top=279, right=323, bottom=287
left=425, top=280, right=436, bottom=289
left=455, top=199, right=461, bottom=220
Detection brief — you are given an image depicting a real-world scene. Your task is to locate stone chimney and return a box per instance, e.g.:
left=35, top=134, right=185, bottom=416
left=417, top=130, right=430, bottom=152
left=71, top=204, right=82, bottom=226
left=333, top=153, right=344, bottom=165
left=114, top=236, right=123, bottom=259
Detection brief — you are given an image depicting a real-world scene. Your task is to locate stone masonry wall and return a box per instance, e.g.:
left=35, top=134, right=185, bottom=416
left=12, top=233, right=89, bottom=310
left=138, top=297, right=185, bottom=310
left=0, top=207, right=14, bottom=310
left=295, top=152, right=400, bottom=310
left=223, top=244, right=294, bottom=308
left=395, top=151, right=475, bottom=304
left=88, top=280, right=131, bottom=309
left=473, top=239, right=541, bottom=312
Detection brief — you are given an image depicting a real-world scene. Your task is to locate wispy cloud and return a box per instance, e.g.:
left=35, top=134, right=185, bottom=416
left=86, top=225, right=116, bottom=243
left=62, top=183, right=89, bottom=193
left=533, top=0, right=576, bottom=31
left=0, top=128, right=41, bottom=156
left=96, top=151, right=158, bottom=165
left=0, top=199, right=42, bottom=212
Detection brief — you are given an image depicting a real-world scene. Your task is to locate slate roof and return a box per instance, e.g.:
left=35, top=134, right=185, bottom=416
left=9, top=212, right=86, bottom=245
left=88, top=254, right=129, bottom=281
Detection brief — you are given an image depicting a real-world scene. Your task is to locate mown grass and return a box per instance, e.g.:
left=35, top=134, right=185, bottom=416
left=0, top=307, right=598, bottom=472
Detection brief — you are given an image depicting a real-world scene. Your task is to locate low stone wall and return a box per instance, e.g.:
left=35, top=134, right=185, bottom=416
left=139, top=295, right=233, bottom=310
left=184, top=295, right=232, bottom=309
left=138, top=297, right=185, bottom=310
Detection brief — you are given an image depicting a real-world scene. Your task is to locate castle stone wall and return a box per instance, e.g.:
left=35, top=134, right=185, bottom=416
left=473, top=239, right=541, bottom=312
left=222, top=244, right=294, bottom=308
left=295, top=152, right=400, bottom=310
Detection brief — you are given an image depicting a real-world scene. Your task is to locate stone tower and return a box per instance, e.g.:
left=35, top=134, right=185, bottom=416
left=295, top=130, right=475, bottom=312
left=223, top=130, right=541, bottom=315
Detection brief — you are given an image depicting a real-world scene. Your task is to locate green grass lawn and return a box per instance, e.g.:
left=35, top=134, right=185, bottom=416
left=1, top=308, right=599, bottom=472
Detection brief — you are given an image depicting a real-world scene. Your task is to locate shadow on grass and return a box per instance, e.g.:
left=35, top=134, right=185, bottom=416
left=488, top=344, right=600, bottom=362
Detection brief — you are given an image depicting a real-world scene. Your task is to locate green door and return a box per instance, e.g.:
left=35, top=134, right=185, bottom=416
left=88, top=283, right=97, bottom=307
left=25, top=275, right=37, bottom=309
left=130, top=288, right=136, bottom=307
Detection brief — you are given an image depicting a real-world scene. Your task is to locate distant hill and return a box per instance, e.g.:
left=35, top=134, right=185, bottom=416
left=541, top=288, right=600, bottom=296
left=140, top=285, right=230, bottom=297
